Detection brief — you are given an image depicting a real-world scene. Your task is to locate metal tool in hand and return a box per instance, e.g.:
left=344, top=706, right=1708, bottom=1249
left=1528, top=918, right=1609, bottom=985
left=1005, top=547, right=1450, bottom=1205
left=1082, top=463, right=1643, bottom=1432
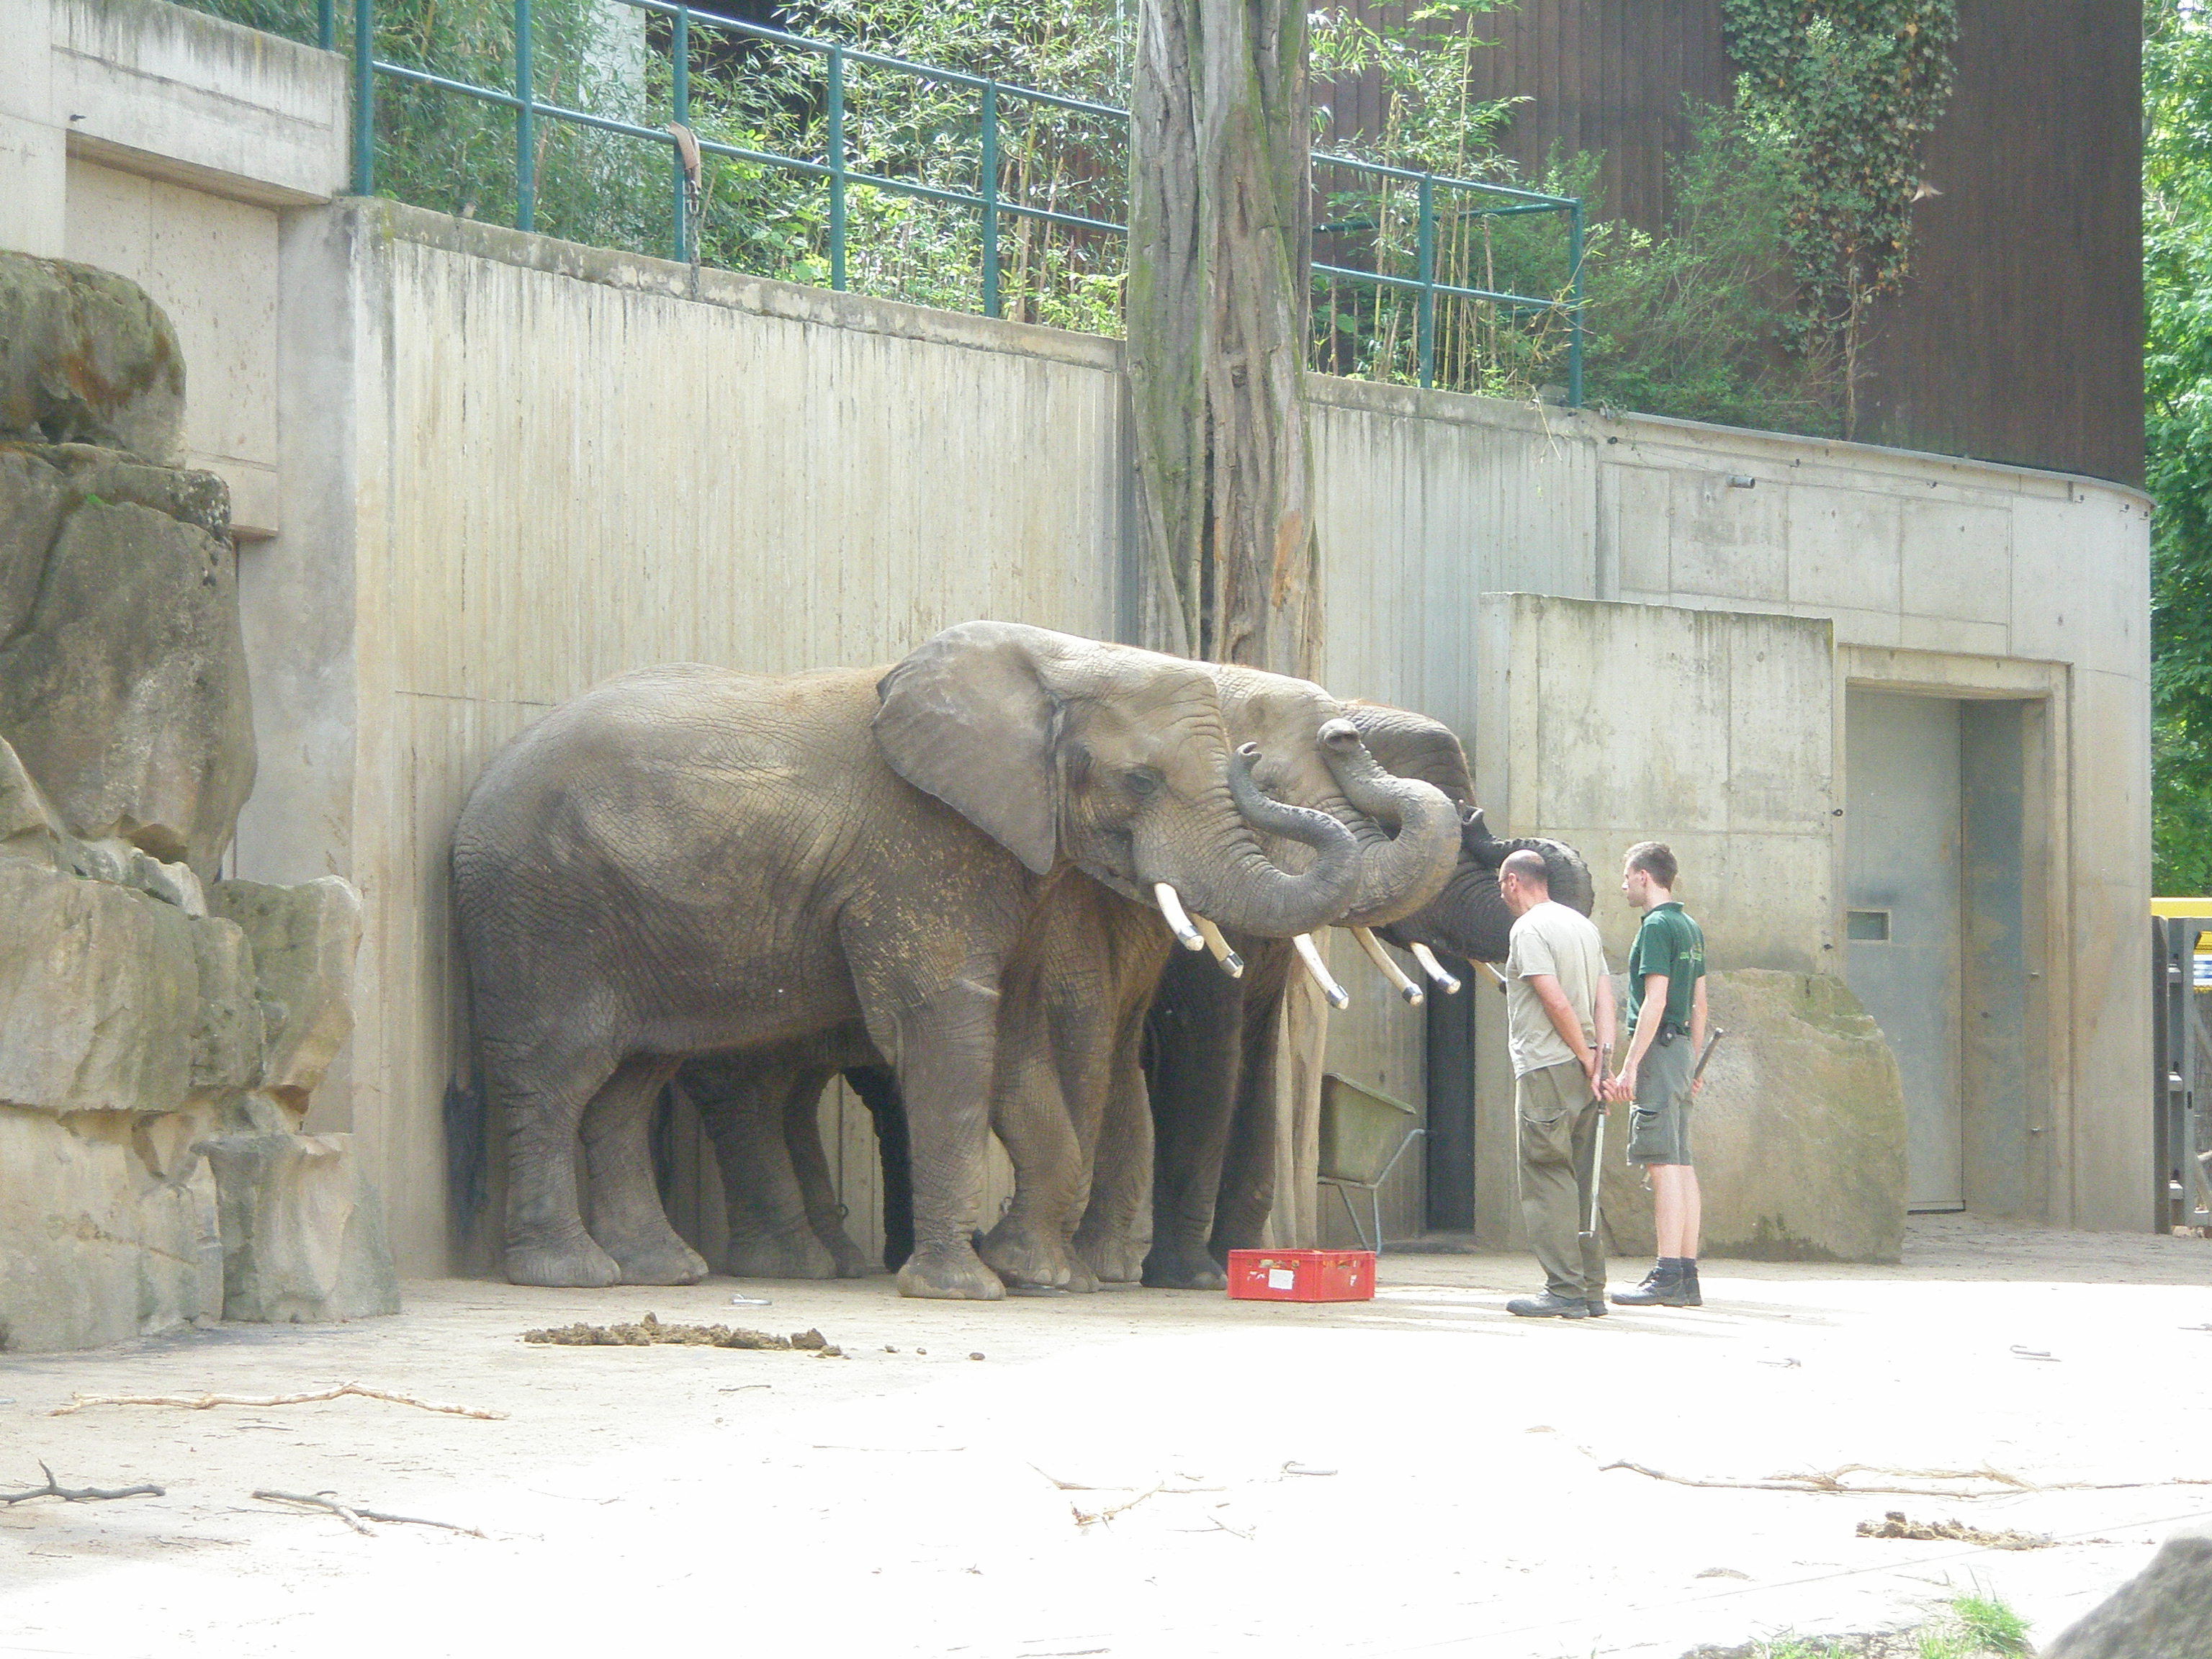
left=1480, top=960, right=1509, bottom=994
left=1691, top=1026, right=1728, bottom=1085
left=1581, top=1040, right=1610, bottom=1241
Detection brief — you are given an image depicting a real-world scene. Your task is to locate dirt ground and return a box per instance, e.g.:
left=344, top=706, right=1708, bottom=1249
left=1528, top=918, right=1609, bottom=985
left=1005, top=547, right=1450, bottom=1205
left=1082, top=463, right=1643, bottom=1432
left=3, top=1215, right=2208, bottom=1659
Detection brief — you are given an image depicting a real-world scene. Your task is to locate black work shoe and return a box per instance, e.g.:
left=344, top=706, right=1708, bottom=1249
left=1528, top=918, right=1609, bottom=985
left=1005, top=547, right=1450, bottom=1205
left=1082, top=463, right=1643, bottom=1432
left=1506, top=1291, right=1591, bottom=1318
left=1611, top=1262, right=1690, bottom=1307
left=1582, top=1295, right=1608, bottom=1317
left=1678, top=1263, right=1704, bottom=1308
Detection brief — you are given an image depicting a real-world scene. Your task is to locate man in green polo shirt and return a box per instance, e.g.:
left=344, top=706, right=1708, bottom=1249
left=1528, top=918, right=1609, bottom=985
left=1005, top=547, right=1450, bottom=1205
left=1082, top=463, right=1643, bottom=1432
left=1607, top=840, right=1708, bottom=1308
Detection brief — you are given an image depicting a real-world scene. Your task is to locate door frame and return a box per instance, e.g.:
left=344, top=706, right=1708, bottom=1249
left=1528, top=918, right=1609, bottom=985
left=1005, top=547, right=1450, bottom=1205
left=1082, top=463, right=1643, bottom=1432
left=1839, top=646, right=2069, bottom=1226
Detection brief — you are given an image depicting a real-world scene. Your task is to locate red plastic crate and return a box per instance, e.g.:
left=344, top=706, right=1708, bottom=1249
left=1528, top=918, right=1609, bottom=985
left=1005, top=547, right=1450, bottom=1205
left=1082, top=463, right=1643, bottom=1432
left=1224, top=1248, right=1376, bottom=1303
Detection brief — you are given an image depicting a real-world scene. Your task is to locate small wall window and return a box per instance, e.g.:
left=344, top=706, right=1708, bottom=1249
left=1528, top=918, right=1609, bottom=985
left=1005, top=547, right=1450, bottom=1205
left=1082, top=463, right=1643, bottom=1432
left=1846, top=909, right=1892, bottom=942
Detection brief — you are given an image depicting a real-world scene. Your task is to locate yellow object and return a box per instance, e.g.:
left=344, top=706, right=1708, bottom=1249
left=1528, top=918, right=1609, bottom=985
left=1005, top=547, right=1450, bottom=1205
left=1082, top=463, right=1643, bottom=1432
left=2152, top=897, right=2212, bottom=918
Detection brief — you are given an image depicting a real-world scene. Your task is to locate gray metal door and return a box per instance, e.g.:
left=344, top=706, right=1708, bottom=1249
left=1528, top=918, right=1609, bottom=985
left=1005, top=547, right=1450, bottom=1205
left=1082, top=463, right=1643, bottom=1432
left=1844, top=690, right=1964, bottom=1210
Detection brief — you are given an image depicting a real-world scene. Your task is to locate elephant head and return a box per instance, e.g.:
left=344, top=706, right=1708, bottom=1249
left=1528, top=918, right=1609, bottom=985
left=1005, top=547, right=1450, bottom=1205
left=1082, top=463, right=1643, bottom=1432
left=1341, top=703, right=1596, bottom=965
left=1208, top=666, right=1463, bottom=930
left=873, top=622, right=1359, bottom=940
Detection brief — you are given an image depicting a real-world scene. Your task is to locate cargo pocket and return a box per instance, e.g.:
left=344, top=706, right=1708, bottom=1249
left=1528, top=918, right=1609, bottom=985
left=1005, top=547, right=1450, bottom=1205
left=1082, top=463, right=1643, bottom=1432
left=1517, top=1105, right=1574, bottom=1167
left=1626, top=1107, right=1667, bottom=1162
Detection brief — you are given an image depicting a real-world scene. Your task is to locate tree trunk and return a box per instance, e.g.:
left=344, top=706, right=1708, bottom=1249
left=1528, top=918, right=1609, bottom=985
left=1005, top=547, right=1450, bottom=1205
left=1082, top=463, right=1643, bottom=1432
left=1128, top=0, right=1328, bottom=1246
left=1126, top=0, right=1319, bottom=678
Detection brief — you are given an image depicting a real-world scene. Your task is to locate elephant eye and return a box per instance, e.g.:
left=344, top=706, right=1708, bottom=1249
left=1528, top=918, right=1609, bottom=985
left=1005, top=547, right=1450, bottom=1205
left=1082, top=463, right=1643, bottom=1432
left=1122, top=766, right=1163, bottom=799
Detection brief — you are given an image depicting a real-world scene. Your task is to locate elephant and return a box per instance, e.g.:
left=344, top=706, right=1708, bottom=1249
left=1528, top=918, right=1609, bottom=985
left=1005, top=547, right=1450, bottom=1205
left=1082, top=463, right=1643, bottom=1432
left=1140, top=698, right=1596, bottom=1285
left=671, top=667, right=1467, bottom=1295
left=451, top=621, right=1365, bottom=1299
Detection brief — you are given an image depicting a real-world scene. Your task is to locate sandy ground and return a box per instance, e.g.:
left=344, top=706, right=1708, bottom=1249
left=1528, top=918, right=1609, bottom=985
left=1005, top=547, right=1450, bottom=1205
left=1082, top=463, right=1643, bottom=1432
left=3, top=1215, right=2209, bottom=1659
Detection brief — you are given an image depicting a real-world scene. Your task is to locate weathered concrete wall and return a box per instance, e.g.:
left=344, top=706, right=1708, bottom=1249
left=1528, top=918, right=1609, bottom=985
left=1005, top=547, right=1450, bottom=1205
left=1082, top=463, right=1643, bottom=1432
left=286, top=202, right=1133, bottom=1272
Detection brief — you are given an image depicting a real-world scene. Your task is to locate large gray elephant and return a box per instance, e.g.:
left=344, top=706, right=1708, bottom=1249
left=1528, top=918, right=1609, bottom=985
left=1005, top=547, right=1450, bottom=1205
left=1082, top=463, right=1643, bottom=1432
left=670, top=665, right=1466, bottom=1294
left=1142, top=698, right=1596, bottom=1285
left=452, top=621, right=1362, bottom=1300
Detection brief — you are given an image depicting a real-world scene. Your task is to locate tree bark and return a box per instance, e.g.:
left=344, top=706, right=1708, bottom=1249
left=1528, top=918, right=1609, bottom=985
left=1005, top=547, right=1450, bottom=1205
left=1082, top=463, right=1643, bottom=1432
left=1127, top=0, right=1319, bottom=678
left=1128, top=1, right=1327, bottom=1246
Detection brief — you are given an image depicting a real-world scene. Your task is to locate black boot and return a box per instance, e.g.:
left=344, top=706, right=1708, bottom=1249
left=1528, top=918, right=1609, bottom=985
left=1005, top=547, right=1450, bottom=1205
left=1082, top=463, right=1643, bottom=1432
left=1678, top=1258, right=1703, bottom=1308
left=1506, top=1290, right=1591, bottom=1319
left=1611, top=1259, right=1691, bottom=1307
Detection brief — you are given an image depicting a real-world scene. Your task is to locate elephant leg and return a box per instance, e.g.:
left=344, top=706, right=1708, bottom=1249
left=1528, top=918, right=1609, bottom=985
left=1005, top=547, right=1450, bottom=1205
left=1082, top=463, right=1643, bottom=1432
left=693, top=1061, right=842, bottom=1280
left=980, top=968, right=1087, bottom=1292
left=845, top=1064, right=913, bottom=1272
left=1210, top=988, right=1286, bottom=1256
left=1073, top=1010, right=1154, bottom=1285
left=580, top=1056, right=710, bottom=1285
left=784, top=1071, right=873, bottom=1278
left=485, top=1028, right=625, bottom=1288
left=1142, top=948, right=1250, bottom=1290
left=870, top=974, right=1005, bottom=1302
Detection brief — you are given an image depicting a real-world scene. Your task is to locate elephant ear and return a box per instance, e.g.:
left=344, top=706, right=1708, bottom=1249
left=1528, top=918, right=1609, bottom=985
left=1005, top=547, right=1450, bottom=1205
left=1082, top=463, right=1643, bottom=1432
left=873, top=621, right=1064, bottom=876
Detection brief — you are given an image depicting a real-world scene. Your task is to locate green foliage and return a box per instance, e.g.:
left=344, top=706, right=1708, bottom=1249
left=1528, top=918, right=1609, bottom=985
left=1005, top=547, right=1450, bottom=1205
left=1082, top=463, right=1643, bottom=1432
left=1722, top=0, right=1957, bottom=434
left=1566, top=111, right=1840, bottom=431
left=2149, top=0, right=2212, bottom=894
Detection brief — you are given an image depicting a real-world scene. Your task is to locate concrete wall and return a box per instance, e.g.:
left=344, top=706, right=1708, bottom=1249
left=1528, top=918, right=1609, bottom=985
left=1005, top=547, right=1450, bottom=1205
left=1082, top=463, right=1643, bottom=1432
left=2, top=0, right=346, bottom=537
left=0, top=0, right=2155, bottom=1267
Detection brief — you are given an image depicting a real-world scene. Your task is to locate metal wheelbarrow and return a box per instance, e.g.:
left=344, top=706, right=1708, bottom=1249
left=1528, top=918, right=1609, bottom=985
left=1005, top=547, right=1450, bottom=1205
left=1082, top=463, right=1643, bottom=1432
left=1318, top=1073, right=1425, bottom=1254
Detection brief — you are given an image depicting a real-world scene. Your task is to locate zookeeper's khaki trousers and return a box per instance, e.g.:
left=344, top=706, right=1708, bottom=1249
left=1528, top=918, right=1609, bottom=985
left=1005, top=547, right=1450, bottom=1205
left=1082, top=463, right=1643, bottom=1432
left=1516, top=1058, right=1606, bottom=1300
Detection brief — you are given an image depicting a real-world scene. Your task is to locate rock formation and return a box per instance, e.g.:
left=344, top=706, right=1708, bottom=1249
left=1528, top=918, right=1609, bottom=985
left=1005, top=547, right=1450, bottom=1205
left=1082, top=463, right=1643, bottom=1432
left=1596, top=968, right=1910, bottom=1264
left=0, top=252, right=395, bottom=1352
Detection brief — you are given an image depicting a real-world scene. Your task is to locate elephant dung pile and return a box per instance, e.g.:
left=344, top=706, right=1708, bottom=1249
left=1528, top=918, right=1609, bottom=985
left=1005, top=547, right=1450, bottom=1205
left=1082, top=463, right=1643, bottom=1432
left=0, top=252, right=392, bottom=1352
left=521, top=1313, right=843, bottom=1355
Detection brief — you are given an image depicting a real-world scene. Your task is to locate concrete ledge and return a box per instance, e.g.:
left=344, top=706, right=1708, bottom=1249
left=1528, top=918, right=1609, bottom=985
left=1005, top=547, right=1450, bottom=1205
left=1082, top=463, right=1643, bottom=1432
left=360, top=198, right=1130, bottom=374
left=55, top=0, right=346, bottom=207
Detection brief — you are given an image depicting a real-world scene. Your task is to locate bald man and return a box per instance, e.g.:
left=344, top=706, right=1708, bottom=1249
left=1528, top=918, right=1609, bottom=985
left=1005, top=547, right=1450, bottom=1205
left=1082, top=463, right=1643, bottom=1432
left=1496, top=848, right=1617, bottom=1318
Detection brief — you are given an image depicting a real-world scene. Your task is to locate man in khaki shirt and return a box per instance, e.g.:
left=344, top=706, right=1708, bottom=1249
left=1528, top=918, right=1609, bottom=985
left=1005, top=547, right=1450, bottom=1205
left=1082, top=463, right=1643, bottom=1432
left=1498, top=848, right=1616, bottom=1318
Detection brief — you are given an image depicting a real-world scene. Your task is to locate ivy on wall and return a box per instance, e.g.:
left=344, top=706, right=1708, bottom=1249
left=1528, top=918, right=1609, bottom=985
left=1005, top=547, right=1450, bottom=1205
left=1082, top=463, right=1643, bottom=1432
left=1721, top=0, right=1958, bottom=437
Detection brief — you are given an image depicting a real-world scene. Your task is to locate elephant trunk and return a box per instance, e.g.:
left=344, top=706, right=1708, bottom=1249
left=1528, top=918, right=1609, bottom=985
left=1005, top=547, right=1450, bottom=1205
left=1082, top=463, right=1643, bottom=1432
left=1316, top=720, right=1464, bottom=927
left=1163, top=743, right=1359, bottom=939
left=1383, top=827, right=1596, bottom=963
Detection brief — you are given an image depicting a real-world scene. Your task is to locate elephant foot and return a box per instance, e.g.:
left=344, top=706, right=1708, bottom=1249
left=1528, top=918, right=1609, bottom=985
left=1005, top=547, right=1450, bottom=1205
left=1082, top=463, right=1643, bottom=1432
left=1073, top=1230, right=1147, bottom=1286
left=507, top=1233, right=623, bottom=1288
left=724, top=1230, right=841, bottom=1280
left=977, top=1215, right=1076, bottom=1290
left=1142, top=1239, right=1228, bottom=1291
left=606, top=1236, right=710, bottom=1287
left=896, top=1240, right=1007, bottom=1301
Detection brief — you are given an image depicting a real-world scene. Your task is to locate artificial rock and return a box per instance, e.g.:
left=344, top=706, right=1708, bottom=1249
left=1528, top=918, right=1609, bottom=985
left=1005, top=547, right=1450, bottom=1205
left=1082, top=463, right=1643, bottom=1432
left=208, top=877, right=361, bottom=1109
left=1596, top=969, right=1908, bottom=1264
left=2044, top=1520, right=2212, bottom=1658
left=202, top=1132, right=401, bottom=1324
left=0, top=253, right=185, bottom=463
left=0, top=475, right=256, bottom=875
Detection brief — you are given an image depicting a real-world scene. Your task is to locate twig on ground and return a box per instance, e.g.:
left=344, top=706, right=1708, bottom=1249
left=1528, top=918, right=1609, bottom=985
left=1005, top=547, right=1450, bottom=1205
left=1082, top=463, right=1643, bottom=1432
left=253, top=1489, right=487, bottom=1537
left=51, top=1383, right=505, bottom=1421
left=1072, top=1483, right=1162, bottom=1527
left=1599, top=1459, right=2211, bottom=1499
left=0, top=1463, right=163, bottom=1506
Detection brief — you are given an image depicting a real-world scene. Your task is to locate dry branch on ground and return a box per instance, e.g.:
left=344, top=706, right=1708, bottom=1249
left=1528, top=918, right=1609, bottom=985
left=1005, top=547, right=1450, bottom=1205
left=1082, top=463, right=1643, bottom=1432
left=253, top=1489, right=487, bottom=1537
left=0, top=1463, right=163, bottom=1505
left=50, top=1383, right=505, bottom=1420
left=1600, top=1458, right=2211, bottom=1499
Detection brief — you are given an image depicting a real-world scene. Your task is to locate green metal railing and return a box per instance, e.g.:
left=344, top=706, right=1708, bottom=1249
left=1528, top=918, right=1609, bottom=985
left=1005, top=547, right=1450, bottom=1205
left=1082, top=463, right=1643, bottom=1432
left=307, top=0, right=1583, bottom=403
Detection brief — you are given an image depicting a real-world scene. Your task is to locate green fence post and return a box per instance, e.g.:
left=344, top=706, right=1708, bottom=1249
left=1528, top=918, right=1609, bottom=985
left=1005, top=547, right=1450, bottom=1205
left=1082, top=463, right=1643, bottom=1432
left=827, top=48, right=846, bottom=291
left=671, top=4, right=689, bottom=262
left=1416, top=171, right=1435, bottom=389
left=514, top=0, right=534, bottom=232
left=317, top=0, right=333, bottom=50
left=980, top=81, right=999, bottom=318
left=351, top=0, right=372, bottom=193
left=1567, top=198, right=1583, bottom=410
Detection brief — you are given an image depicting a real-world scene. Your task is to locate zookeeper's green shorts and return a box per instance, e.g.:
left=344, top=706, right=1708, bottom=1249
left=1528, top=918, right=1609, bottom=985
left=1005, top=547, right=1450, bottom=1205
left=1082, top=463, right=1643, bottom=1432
left=1625, top=1031, right=1696, bottom=1166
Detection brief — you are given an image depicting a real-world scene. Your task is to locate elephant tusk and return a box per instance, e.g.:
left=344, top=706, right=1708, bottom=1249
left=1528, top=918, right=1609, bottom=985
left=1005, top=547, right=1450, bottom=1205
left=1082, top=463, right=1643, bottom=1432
left=1409, top=941, right=1463, bottom=996
left=1154, top=883, right=1207, bottom=952
left=1192, top=916, right=1246, bottom=978
left=1292, top=934, right=1352, bottom=1010
left=1351, top=927, right=1424, bottom=1006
